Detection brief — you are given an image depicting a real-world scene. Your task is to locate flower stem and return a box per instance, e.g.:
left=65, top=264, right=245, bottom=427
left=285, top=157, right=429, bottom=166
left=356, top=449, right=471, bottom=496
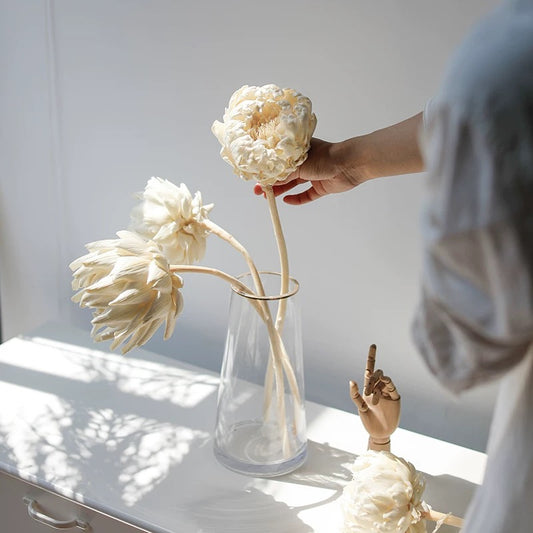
left=201, top=220, right=283, bottom=421
left=169, top=264, right=261, bottom=311
left=421, top=510, right=464, bottom=529
left=263, top=185, right=295, bottom=429
left=264, top=185, right=290, bottom=330
left=202, top=219, right=267, bottom=301
left=169, top=263, right=292, bottom=455
left=202, top=219, right=302, bottom=416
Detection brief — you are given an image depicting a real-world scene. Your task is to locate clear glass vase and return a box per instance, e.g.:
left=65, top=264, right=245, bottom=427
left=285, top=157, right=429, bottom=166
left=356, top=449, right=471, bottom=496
left=214, top=271, right=307, bottom=477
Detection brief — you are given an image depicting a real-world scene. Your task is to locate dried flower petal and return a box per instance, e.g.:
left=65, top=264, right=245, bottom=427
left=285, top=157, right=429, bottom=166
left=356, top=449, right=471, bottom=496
left=212, top=84, right=317, bottom=185
left=341, top=451, right=428, bottom=533
left=130, top=177, right=213, bottom=265
left=70, top=231, right=184, bottom=353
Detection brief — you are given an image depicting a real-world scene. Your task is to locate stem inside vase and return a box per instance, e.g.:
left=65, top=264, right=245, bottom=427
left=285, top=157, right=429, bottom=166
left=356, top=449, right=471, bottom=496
left=214, top=271, right=307, bottom=477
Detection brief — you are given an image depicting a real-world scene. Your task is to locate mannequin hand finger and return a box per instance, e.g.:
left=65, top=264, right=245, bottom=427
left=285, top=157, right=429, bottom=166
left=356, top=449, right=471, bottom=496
left=381, top=376, right=400, bottom=401
left=365, top=369, right=384, bottom=398
left=364, top=344, right=377, bottom=395
left=371, top=387, right=381, bottom=406
left=364, top=372, right=379, bottom=399
left=350, top=380, right=369, bottom=413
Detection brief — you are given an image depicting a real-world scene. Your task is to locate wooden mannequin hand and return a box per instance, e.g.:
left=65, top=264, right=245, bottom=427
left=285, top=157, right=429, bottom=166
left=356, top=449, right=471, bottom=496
left=350, top=344, right=401, bottom=451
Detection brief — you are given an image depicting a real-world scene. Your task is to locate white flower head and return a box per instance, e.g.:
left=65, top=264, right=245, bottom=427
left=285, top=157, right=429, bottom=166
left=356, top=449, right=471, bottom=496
left=70, top=231, right=184, bottom=354
left=130, top=177, right=214, bottom=265
left=212, top=84, right=317, bottom=186
left=341, top=451, right=428, bottom=533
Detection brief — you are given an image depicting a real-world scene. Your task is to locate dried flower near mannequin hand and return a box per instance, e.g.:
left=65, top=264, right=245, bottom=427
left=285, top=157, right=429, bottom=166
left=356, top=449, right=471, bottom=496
left=341, top=451, right=428, bottom=533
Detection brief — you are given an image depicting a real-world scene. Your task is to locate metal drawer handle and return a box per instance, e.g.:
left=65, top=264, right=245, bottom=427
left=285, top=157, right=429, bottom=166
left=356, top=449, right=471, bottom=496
left=23, top=497, right=90, bottom=530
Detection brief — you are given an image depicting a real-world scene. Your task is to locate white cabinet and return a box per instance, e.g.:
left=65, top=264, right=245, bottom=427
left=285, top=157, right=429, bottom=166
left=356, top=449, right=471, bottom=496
left=0, top=471, right=145, bottom=532
left=0, top=324, right=487, bottom=532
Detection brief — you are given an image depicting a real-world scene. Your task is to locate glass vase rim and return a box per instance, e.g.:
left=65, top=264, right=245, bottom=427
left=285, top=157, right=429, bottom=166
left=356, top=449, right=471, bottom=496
left=231, top=270, right=300, bottom=301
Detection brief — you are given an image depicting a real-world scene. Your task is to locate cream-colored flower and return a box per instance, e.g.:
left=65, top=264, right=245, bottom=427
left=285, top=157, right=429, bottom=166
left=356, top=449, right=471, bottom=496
left=212, top=84, right=317, bottom=185
left=70, top=231, right=184, bottom=354
left=341, top=451, right=428, bottom=533
left=130, top=177, right=213, bottom=265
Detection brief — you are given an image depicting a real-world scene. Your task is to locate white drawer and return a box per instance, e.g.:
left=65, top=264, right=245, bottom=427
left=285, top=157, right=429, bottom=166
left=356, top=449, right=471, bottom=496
left=0, top=471, right=148, bottom=533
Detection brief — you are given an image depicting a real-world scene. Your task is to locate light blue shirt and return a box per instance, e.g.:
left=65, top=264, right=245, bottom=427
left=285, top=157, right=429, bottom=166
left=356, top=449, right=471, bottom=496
left=413, top=1, right=533, bottom=530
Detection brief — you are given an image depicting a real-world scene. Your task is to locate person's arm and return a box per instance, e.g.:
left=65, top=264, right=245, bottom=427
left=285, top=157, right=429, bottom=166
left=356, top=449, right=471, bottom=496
left=255, top=112, right=424, bottom=205
left=351, top=112, right=424, bottom=181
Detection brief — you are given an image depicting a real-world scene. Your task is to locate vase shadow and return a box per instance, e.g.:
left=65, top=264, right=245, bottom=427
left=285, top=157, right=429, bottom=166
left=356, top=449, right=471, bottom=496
left=182, top=487, right=314, bottom=533
left=280, top=439, right=355, bottom=491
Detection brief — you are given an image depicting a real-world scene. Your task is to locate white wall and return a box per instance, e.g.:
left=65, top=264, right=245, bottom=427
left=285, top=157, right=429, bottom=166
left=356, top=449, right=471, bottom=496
left=1, top=0, right=500, bottom=451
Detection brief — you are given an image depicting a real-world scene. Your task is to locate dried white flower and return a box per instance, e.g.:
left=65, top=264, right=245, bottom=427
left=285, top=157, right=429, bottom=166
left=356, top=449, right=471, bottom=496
left=341, top=451, right=428, bottom=533
left=70, top=230, right=184, bottom=354
left=212, top=84, right=317, bottom=185
left=130, top=177, right=213, bottom=265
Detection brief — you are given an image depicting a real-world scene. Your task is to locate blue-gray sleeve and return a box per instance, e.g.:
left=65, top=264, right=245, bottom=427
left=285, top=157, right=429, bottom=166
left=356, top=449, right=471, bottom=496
left=412, top=8, right=533, bottom=391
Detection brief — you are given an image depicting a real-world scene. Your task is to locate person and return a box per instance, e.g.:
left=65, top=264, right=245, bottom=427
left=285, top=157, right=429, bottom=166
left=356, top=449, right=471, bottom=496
left=255, top=1, right=533, bottom=531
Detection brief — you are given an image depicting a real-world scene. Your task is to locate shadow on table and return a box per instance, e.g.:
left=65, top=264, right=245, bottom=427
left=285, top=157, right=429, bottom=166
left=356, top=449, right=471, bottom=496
left=281, top=440, right=355, bottom=490
left=183, top=487, right=315, bottom=533
left=180, top=441, right=353, bottom=533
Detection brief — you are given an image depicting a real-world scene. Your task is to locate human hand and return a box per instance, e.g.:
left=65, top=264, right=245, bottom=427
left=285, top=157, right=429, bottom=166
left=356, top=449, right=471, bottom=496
left=254, top=113, right=425, bottom=205
left=253, top=137, right=369, bottom=205
left=350, top=344, right=401, bottom=452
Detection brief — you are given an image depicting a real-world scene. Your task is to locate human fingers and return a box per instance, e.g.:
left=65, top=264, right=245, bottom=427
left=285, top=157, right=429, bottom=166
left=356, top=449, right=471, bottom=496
left=278, top=138, right=334, bottom=186
left=253, top=184, right=265, bottom=197
left=282, top=184, right=327, bottom=205
left=364, top=344, right=377, bottom=395
left=275, top=167, right=301, bottom=187
left=349, top=380, right=369, bottom=413
left=272, top=178, right=308, bottom=197
left=254, top=177, right=306, bottom=199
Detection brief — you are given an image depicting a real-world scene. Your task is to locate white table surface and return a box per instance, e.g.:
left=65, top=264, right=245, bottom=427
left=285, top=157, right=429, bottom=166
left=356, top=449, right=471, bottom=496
left=0, top=323, right=486, bottom=532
